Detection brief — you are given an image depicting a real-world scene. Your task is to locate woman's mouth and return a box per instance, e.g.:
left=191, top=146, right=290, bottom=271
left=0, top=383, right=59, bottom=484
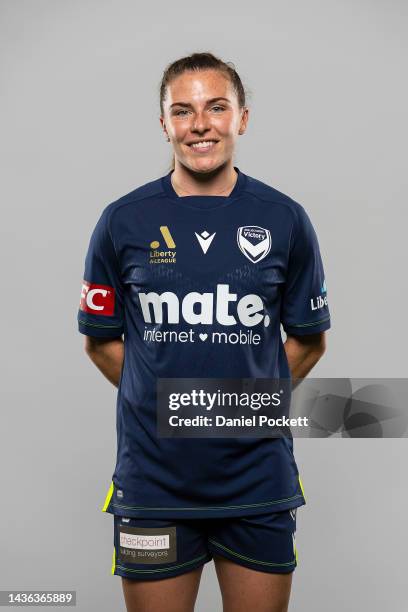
left=188, top=140, right=218, bottom=153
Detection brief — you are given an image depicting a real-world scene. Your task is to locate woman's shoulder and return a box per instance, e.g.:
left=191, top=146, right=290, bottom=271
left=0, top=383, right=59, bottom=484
left=243, top=171, right=305, bottom=218
left=98, top=174, right=166, bottom=223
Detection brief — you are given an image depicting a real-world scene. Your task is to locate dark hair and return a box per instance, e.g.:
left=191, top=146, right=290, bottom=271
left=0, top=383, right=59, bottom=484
left=159, top=52, right=247, bottom=170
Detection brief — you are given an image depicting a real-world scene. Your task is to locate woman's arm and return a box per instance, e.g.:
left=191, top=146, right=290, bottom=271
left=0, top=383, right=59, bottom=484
left=84, top=332, right=326, bottom=388
left=84, top=336, right=124, bottom=388
left=284, top=331, right=326, bottom=379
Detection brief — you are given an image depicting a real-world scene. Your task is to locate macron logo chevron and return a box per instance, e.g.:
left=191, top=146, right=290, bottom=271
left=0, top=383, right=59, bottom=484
left=195, top=230, right=216, bottom=254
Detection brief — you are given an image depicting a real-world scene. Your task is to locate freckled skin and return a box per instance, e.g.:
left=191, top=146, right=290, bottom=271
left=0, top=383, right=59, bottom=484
left=160, top=69, right=249, bottom=193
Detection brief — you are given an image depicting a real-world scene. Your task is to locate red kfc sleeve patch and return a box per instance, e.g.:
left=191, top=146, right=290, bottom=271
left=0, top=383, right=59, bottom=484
left=80, top=281, right=115, bottom=316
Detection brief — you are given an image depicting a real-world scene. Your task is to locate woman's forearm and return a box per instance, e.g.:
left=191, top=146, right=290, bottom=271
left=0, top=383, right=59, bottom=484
left=284, top=333, right=326, bottom=380
left=84, top=337, right=125, bottom=388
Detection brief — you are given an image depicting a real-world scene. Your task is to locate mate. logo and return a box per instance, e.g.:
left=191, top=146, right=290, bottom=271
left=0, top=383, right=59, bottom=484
left=237, top=226, right=272, bottom=263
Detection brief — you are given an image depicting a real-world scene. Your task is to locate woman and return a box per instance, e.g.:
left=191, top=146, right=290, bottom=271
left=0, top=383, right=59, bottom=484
left=78, top=52, right=330, bottom=612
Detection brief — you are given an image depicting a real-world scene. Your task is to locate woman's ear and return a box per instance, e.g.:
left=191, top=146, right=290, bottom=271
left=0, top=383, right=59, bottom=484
left=238, top=107, right=249, bottom=135
left=160, top=116, right=170, bottom=141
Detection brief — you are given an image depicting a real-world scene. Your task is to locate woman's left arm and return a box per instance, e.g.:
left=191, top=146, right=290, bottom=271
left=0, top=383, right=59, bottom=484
left=284, top=331, right=326, bottom=379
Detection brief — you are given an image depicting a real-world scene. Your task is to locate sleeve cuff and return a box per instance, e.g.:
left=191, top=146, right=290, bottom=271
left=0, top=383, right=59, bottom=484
left=78, top=318, right=124, bottom=338
left=282, top=316, right=331, bottom=336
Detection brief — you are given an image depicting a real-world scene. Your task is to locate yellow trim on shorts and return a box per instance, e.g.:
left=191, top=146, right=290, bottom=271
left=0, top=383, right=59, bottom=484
left=298, top=475, right=306, bottom=501
left=111, top=546, right=116, bottom=575
left=102, top=481, right=114, bottom=512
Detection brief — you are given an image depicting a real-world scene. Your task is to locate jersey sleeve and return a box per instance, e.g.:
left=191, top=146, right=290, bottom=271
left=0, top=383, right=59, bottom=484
left=77, top=206, right=125, bottom=338
left=281, top=204, right=331, bottom=336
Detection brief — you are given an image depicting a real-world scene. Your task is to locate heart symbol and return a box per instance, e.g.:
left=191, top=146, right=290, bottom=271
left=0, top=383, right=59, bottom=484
left=199, top=333, right=208, bottom=341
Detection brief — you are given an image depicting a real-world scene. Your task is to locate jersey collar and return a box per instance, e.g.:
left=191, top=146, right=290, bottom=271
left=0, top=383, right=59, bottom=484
left=161, top=166, right=246, bottom=209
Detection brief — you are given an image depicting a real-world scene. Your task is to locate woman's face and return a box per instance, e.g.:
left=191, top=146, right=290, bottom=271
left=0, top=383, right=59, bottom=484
left=161, top=69, right=248, bottom=174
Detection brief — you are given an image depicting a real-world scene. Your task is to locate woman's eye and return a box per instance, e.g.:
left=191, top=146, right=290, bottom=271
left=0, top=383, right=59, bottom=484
left=173, top=106, right=225, bottom=116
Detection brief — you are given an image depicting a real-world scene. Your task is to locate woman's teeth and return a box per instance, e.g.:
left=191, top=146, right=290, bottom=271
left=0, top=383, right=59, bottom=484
left=190, top=141, right=217, bottom=150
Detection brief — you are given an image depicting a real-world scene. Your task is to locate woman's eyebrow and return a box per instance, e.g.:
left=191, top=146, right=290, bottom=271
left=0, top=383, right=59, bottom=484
left=169, top=97, right=231, bottom=109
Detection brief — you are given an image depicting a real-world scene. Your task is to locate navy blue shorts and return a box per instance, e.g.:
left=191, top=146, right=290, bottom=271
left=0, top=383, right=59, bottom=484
left=111, top=508, right=299, bottom=580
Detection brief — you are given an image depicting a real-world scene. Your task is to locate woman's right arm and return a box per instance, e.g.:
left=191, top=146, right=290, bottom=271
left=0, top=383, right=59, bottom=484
left=84, top=336, right=124, bottom=388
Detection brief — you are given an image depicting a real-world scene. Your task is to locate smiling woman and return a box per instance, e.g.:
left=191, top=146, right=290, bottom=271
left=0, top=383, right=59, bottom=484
left=78, top=51, right=330, bottom=612
left=159, top=53, right=248, bottom=193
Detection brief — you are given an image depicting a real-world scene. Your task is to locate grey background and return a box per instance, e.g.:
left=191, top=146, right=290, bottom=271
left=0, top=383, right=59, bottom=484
left=1, top=0, right=406, bottom=610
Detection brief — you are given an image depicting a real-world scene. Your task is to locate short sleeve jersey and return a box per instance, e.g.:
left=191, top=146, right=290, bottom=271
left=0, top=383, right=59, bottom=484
left=78, top=168, right=331, bottom=519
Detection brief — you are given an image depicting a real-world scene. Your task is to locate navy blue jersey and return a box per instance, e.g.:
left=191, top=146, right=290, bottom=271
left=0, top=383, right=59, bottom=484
left=78, top=168, right=330, bottom=518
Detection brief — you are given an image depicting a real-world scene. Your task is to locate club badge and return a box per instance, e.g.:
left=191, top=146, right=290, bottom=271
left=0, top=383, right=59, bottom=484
left=237, top=226, right=272, bottom=263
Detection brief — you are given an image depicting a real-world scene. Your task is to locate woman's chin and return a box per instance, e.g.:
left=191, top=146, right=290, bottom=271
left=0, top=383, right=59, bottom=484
left=185, top=156, right=224, bottom=174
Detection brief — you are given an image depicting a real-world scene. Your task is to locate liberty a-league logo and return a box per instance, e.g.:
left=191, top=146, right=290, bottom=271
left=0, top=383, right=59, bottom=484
left=237, top=226, right=272, bottom=264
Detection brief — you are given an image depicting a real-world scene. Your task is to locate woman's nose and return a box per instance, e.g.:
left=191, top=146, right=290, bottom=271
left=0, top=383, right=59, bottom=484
left=192, top=111, right=210, bottom=133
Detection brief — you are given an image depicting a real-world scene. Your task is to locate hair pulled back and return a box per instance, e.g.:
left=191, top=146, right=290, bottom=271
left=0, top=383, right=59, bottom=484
left=159, top=52, right=246, bottom=170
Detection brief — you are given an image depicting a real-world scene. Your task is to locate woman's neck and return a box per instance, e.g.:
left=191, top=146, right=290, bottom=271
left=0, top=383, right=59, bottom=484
left=171, top=161, right=238, bottom=197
